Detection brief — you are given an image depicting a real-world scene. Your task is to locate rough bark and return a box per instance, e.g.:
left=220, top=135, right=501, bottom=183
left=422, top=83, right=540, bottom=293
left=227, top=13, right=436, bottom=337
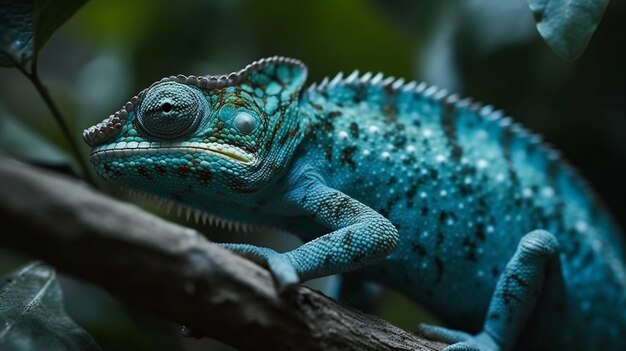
left=0, top=157, right=446, bottom=351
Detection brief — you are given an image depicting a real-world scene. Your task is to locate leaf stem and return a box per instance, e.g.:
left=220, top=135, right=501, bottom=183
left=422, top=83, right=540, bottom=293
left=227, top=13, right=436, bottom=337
left=7, top=53, right=96, bottom=186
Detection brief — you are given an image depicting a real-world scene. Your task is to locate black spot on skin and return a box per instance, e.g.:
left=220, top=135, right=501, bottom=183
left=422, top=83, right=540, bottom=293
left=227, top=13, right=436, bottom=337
left=439, top=211, right=449, bottom=224
left=353, top=252, right=365, bottom=263
left=510, top=273, right=529, bottom=288
left=475, top=223, right=486, bottom=241
left=436, top=230, right=445, bottom=247
left=137, top=166, right=152, bottom=180
left=155, top=164, right=166, bottom=175
left=177, top=165, right=191, bottom=178
left=406, top=183, right=418, bottom=208
left=328, top=111, right=342, bottom=119
left=349, top=122, right=359, bottom=139
left=434, top=257, right=444, bottom=284
left=197, top=169, right=211, bottom=185
left=403, top=155, right=416, bottom=165
left=421, top=206, right=429, bottom=216
left=324, top=145, right=333, bottom=161
left=324, top=120, right=334, bottom=132
left=393, top=134, right=407, bottom=148
left=310, top=102, right=323, bottom=110
left=461, top=237, right=478, bottom=262
left=412, top=243, right=427, bottom=257
left=430, top=169, right=439, bottom=180
left=492, top=267, right=500, bottom=277
left=340, top=146, right=357, bottom=170
left=387, top=177, right=398, bottom=186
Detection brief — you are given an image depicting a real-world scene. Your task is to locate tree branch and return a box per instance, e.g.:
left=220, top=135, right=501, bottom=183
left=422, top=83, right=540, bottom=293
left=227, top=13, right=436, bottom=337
left=0, top=157, right=446, bottom=351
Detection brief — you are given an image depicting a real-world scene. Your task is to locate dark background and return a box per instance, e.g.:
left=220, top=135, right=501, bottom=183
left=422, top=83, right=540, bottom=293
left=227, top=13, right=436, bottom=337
left=0, top=1, right=624, bottom=350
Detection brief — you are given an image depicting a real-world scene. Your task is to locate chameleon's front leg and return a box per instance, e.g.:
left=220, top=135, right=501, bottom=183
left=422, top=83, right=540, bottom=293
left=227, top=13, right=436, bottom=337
left=417, top=230, right=560, bottom=351
left=222, top=179, right=399, bottom=289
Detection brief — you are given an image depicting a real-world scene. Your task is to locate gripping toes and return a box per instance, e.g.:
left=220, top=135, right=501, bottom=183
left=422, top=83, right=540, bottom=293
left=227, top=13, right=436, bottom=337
left=416, top=230, right=559, bottom=351
left=220, top=243, right=299, bottom=290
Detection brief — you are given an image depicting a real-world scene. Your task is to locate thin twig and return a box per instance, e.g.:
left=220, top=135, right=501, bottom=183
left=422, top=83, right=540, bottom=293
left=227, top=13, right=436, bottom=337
left=3, top=51, right=96, bottom=186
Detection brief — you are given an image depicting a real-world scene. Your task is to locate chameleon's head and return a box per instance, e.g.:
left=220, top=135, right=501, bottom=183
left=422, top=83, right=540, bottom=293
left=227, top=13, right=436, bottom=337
left=83, top=57, right=308, bottom=206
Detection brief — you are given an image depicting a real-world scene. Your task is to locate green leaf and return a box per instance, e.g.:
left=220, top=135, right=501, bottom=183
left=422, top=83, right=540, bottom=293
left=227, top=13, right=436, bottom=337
left=0, top=105, right=71, bottom=166
left=0, top=0, right=87, bottom=67
left=0, top=1, right=34, bottom=66
left=0, top=262, right=101, bottom=351
left=527, top=0, right=610, bottom=60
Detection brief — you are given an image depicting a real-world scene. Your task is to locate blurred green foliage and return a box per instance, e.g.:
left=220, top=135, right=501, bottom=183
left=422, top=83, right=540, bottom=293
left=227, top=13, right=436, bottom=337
left=0, top=1, right=624, bottom=350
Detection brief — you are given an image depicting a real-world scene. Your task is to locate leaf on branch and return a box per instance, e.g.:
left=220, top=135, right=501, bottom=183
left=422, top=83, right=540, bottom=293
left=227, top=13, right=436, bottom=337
left=0, top=0, right=87, bottom=67
left=527, top=0, right=610, bottom=60
left=0, top=105, right=70, bottom=166
left=0, top=262, right=101, bottom=351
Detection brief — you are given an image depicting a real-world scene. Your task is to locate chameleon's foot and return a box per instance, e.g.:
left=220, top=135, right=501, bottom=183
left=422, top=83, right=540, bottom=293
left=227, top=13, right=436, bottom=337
left=219, top=243, right=299, bottom=290
left=416, top=324, right=499, bottom=351
left=417, top=230, right=559, bottom=351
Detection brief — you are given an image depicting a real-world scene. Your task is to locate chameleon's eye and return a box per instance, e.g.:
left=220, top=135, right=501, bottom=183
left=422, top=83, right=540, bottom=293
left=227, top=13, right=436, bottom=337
left=137, top=82, right=204, bottom=139
left=233, top=112, right=258, bottom=135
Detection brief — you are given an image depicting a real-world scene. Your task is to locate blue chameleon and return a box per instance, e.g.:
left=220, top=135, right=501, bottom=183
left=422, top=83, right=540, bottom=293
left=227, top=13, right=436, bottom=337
left=83, top=57, right=626, bottom=350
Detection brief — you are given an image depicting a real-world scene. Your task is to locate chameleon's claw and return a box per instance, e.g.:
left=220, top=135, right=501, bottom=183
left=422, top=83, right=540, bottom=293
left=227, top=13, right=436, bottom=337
left=219, top=243, right=300, bottom=290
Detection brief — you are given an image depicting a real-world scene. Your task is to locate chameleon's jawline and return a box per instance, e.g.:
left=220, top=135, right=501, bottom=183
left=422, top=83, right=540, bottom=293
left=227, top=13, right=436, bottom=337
left=90, top=142, right=255, bottom=164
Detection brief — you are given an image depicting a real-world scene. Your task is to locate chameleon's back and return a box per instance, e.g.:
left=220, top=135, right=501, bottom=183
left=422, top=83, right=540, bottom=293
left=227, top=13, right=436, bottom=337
left=298, top=73, right=626, bottom=350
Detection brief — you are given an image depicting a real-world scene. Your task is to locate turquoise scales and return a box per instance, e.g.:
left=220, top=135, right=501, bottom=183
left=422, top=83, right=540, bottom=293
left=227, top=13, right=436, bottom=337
left=84, top=57, right=626, bottom=351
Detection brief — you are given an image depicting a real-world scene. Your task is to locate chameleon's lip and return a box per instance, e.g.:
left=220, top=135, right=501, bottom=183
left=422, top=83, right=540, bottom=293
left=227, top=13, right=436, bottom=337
left=89, top=141, right=254, bottom=164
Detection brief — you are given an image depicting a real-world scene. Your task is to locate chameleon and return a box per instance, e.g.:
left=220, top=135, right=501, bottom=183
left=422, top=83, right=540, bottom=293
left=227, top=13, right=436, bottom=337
left=83, top=56, right=626, bottom=350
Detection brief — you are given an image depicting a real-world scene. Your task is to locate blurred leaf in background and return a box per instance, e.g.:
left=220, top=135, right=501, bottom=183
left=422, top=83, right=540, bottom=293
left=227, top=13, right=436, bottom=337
left=527, top=0, right=610, bottom=60
left=0, top=0, right=87, bottom=67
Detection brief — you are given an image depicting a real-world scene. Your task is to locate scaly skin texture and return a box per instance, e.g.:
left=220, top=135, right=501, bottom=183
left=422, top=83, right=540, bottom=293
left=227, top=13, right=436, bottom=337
left=84, top=57, right=626, bottom=351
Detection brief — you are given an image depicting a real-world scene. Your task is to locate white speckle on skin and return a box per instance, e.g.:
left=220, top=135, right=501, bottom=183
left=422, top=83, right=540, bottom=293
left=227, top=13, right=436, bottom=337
left=406, top=145, right=416, bottom=153
left=542, top=186, right=555, bottom=198
left=447, top=219, right=454, bottom=226
left=522, top=188, right=533, bottom=198
left=464, top=177, right=472, bottom=184
left=338, top=131, right=349, bottom=140
left=381, top=151, right=391, bottom=161
left=420, top=192, right=427, bottom=198
left=477, top=159, right=488, bottom=169
left=368, top=125, right=379, bottom=134
left=575, top=220, right=588, bottom=232
left=440, top=190, right=447, bottom=197
left=458, top=203, right=464, bottom=209
left=487, top=225, right=494, bottom=233
left=495, top=173, right=505, bottom=183
left=362, top=149, right=371, bottom=157
left=423, top=128, right=433, bottom=138
left=436, top=154, right=446, bottom=163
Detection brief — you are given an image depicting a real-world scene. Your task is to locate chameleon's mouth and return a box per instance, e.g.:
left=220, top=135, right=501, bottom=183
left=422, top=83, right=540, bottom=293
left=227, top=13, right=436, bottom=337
left=90, top=141, right=254, bottom=163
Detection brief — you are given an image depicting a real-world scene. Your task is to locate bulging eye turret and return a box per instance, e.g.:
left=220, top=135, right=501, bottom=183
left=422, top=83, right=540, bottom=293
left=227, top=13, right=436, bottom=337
left=233, top=112, right=258, bottom=135
left=137, top=82, right=205, bottom=139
